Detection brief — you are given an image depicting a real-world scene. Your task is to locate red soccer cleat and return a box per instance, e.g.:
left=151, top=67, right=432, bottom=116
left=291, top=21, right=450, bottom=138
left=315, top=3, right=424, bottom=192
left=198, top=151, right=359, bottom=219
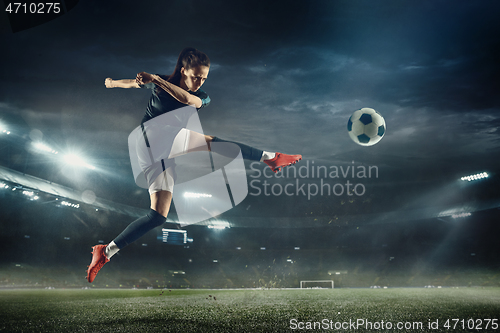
left=86, top=244, right=109, bottom=283
left=264, top=152, right=302, bottom=173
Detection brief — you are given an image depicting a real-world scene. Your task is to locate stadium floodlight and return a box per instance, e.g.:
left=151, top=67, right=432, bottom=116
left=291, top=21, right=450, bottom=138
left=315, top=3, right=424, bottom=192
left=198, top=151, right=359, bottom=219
left=452, top=212, right=471, bottom=218
left=183, top=192, right=213, bottom=198
left=32, top=142, right=58, bottom=155
left=0, top=121, right=10, bottom=135
left=460, top=172, right=489, bottom=182
left=61, top=201, right=80, bottom=209
left=207, top=220, right=230, bottom=230
left=208, top=225, right=227, bottom=230
left=63, top=153, right=95, bottom=170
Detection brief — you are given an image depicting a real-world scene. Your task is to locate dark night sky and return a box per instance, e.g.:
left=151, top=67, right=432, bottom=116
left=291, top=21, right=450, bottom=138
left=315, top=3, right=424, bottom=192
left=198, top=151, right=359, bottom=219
left=1, top=0, right=499, bottom=228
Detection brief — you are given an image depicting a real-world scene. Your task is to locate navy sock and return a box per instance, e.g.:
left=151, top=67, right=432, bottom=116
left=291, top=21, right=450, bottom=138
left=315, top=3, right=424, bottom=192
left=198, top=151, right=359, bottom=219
left=113, top=209, right=166, bottom=249
left=211, top=137, right=263, bottom=161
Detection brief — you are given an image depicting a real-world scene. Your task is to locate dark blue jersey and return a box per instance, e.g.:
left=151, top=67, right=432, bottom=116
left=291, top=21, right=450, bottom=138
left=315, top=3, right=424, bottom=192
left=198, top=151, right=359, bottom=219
left=140, top=75, right=210, bottom=124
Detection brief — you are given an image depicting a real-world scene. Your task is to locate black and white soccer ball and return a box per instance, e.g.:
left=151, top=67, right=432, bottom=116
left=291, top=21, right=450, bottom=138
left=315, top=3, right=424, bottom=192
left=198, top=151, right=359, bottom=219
left=347, top=108, right=386, bottom=146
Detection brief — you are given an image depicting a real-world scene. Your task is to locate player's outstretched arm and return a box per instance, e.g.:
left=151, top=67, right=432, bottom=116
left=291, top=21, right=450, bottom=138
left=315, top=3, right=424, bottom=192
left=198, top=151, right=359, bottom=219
left=105, top=78, right=140, bottom=89
left=136, top=72, right=202, bottom=108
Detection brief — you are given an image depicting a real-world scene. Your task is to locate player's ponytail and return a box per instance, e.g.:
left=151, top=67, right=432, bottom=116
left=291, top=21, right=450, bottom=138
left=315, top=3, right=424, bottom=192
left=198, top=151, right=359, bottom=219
left=168, top=47, right=210, bottom=86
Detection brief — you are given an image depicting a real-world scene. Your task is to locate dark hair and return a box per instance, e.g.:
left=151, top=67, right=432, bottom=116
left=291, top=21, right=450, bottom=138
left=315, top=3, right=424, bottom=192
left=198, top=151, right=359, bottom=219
left=167, top=47, right=210, bottom=86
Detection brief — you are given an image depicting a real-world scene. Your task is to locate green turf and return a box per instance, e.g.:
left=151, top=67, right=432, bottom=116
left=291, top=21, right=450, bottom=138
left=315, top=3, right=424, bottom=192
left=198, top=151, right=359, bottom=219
left=0, top=288, right=499, bottom=332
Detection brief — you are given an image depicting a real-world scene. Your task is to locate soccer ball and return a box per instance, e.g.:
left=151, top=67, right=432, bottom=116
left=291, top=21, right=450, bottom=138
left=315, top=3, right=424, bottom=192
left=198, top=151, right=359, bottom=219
left=347, top=108, right=386, bottom=146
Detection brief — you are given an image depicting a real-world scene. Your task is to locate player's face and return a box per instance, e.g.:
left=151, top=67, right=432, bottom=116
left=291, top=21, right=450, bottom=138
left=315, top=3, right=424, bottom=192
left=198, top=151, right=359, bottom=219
left=180, top=66, right=209, bottom=92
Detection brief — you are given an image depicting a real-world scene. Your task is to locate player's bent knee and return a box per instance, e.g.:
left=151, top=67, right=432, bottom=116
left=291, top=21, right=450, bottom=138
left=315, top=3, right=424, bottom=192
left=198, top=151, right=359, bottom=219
left=148, top=209, right=167, bottom=228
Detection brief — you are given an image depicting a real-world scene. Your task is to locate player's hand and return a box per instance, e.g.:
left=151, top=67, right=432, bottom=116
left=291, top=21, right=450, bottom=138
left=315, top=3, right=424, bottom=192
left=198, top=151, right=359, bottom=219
left=136, top=72, right=155, bottom=85
left=105, top=78, right=114, bottom=88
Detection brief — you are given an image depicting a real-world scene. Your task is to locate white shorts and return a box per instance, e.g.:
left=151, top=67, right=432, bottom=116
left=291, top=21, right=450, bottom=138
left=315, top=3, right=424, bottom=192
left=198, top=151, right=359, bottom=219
left=129, top=106, right=210, bottom=191
left=148, top=166, right=175, bottom=195
left=146, top=128, right=209, bottom=195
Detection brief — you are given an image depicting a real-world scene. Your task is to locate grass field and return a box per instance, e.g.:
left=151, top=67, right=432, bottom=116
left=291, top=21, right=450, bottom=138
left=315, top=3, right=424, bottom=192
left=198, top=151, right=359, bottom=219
left=0, top=288, right=499, bottom=332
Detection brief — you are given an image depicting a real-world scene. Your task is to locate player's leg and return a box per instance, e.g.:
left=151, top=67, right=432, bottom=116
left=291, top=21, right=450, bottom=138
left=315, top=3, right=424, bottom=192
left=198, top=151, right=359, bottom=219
left=167, top=128, right=209, bottom=157
left=86, top=171, right=174, bottom=283
left=170, top=129, right=302, bottom=173
left=167, top=130, right=266, bottom=161
left=110, top=191, right=171, bottom=250
left=207, top=136, right=302, bottom=173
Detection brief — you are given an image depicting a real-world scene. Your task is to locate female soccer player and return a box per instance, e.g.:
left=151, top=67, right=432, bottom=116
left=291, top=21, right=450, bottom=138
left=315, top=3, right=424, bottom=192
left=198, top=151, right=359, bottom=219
left=86, top=47, right=301, bottom=283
